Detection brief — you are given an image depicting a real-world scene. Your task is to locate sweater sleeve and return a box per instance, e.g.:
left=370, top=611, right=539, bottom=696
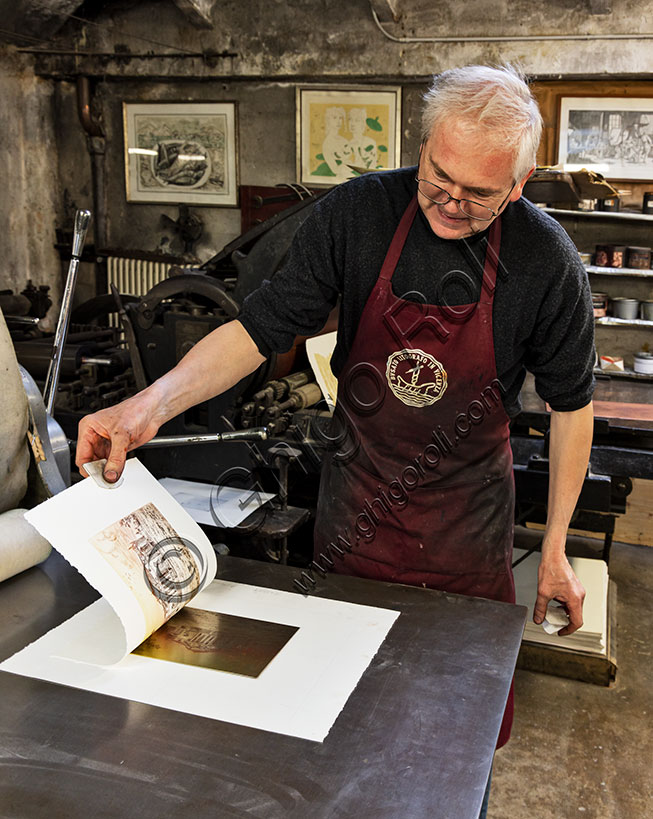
left=238, top=196, right=342, bottom=357
left=524, top=235, right=595, bottom=412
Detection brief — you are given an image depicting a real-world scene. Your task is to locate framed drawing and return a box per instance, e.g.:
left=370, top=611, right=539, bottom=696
left=296, top=86, right=402, bottom=186
left=557, top=96, right=653, bottom=181
left=123, top=102, right=238, bottom=206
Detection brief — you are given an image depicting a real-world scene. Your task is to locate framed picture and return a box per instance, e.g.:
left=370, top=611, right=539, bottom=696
left=296, top=86, right=402, bottom=186
left=123, top=102, right=238, bottom=206
left=557, top=96, right=653, bottom=181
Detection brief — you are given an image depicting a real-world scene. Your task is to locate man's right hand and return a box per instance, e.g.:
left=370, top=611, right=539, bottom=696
left=75, top=391, right=163, bottom=483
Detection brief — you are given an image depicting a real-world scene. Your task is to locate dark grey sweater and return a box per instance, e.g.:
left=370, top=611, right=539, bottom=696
left=240, top=166, right=595, bottom=416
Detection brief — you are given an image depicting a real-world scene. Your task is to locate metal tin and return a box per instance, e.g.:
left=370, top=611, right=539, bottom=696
left=592, top=292, right=608, bottom=318
left=625, top=246, right=652, bottom=269
left=594, top=246, right=609, bottom=266
left=595, top=245, right=626, bottom=267
left=634, top=352, right=653, bottom=374
left=643, top=192, right=653, bottom=215
left=596, top=197, right=620, bottom=212
left=641, top=300, right=653, bottom=321
left=611, top=297, right=640, bottom=320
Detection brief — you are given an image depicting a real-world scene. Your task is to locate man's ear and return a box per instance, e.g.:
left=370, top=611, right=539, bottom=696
left=512, top=165, right=536, bottom=201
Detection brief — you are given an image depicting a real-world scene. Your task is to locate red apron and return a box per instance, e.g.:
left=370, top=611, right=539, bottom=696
left=314, top=197, right=516, bottom=747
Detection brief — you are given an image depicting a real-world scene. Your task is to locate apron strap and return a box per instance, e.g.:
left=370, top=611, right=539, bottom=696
left=483, top=216, right=502, bottom=291
left=379, top=197, right=419, bottom=281
left=456, top=215, right=503, bottom=297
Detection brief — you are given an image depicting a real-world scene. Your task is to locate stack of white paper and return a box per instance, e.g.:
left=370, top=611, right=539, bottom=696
left=513, top=548, right=609, bottom=655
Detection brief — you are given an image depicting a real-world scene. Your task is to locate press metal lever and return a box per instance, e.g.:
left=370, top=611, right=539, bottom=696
left=139, top=427, right=268, bottom=448
left=43, top=209, right=92, bottom=415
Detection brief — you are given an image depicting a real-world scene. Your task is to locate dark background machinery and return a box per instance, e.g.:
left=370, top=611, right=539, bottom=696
left=6, top=187, right=335, bottom=565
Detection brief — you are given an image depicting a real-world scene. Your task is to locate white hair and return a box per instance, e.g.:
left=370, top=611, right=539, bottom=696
left=421, top=64, right=543, bottom=181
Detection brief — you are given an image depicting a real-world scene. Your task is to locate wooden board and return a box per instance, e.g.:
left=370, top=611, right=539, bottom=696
left=593, top=400, right=653, bottom=423
left=613, top=478, right=653, bottom=546
left=528, top=478, right=653, bottom=547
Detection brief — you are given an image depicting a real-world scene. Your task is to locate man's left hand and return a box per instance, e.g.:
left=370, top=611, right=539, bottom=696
left=533, top=554, right=586, bottom=636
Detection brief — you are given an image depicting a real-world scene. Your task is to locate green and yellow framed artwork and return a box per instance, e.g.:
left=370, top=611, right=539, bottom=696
left=296, top=86, right=402, bottom=186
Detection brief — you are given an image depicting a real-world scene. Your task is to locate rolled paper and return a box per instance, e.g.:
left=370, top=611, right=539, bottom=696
left=0, top=509, right=52, bottom=583
left=0, top=309, right=29, bottom=513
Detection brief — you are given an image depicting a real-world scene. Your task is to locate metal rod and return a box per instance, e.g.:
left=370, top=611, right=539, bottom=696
left=4, top=316, right=40, bottom=326
left=17, top=49, right=237, bottom=59
left=370, top=7, right=653, bottom=42
left=43, top=209, right=92, bottom=415
left=80, top=357, right=114, bottom=366
left=253, top=194, right=302, bottom=208
left=140, top=428, right=268, bottom=448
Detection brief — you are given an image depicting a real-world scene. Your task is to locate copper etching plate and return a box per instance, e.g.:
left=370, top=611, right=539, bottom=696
left=132, top=607, right=298, bottom=677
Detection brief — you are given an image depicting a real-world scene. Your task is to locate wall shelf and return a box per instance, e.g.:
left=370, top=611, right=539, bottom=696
left=596, top=317, right=653, bottom=328
left=594, top=367, right=653, bottom=382
left=543, top=207, right=653, bottom=223
left=586, top=265, right=653, bottom=278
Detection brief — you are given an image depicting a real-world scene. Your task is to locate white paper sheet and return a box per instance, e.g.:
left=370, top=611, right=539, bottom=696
left=6, top=458, right=399, bottom=741
left=24, top=459, right=217, bottom=664
left=158, top=477, right=275, bottom=528
left=306, top=331, right=338, bottom=407
left=1, top=579, right=399, bottom=742
left=542, top=603, right=570, bottom=634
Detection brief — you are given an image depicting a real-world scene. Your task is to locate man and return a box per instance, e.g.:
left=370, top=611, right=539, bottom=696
left=77, top=65, right=594, bottom=816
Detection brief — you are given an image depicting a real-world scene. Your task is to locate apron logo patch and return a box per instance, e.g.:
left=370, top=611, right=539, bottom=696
left=386, top=349, right=448, bottom=407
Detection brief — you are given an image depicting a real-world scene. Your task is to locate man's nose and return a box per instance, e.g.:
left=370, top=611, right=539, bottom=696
left=440, top=195, right=463, bottom=215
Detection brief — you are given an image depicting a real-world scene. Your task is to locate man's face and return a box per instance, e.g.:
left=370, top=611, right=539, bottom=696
left=417, top=120, right=532, bottom=240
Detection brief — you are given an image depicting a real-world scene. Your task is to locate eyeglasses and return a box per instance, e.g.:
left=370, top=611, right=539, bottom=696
left=415, top=174, right=516, bottom=222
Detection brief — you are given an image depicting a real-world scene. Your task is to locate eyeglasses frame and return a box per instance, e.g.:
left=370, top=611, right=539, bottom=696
left=415, top=143, right=516, bottom=222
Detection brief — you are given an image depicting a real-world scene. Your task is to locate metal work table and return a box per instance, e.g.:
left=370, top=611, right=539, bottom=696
left=0, top=552, right=526, bottom=819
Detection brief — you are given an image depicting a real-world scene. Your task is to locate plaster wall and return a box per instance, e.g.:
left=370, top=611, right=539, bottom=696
left=2, top=0, right=653, bottom=314
left=31, top=0, right=653, bottom=81
left=0, top=49, right=62, bottom=323
left=52, top=77, right=425, bottom=264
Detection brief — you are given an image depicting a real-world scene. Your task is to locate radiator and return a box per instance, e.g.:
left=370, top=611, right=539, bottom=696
left=105, top=256, right=170, bottom=329
left=106, top=256, right=169, bottom=297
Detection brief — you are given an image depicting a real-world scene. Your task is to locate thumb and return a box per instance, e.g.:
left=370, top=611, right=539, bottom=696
left=103, top=433, right=130, bottom=483
left=533, top=592, right=550, bottom=625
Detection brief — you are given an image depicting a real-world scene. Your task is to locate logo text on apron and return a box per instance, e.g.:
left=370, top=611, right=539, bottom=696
left=385, top=348, right=448, bottom=407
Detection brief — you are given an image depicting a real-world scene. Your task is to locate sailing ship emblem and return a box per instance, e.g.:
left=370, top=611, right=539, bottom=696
left=385, top=349, right=448, bottom=407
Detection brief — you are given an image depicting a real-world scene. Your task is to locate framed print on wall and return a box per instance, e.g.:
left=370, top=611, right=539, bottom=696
left=557, top=96, right=653, bottom=181
left=296, top=86, right=402, bottom=186
left=123, top=102, right=238, bottom=206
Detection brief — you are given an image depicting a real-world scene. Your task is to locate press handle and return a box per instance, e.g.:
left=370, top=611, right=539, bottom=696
left=72, top=209, right=91, bottom=258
